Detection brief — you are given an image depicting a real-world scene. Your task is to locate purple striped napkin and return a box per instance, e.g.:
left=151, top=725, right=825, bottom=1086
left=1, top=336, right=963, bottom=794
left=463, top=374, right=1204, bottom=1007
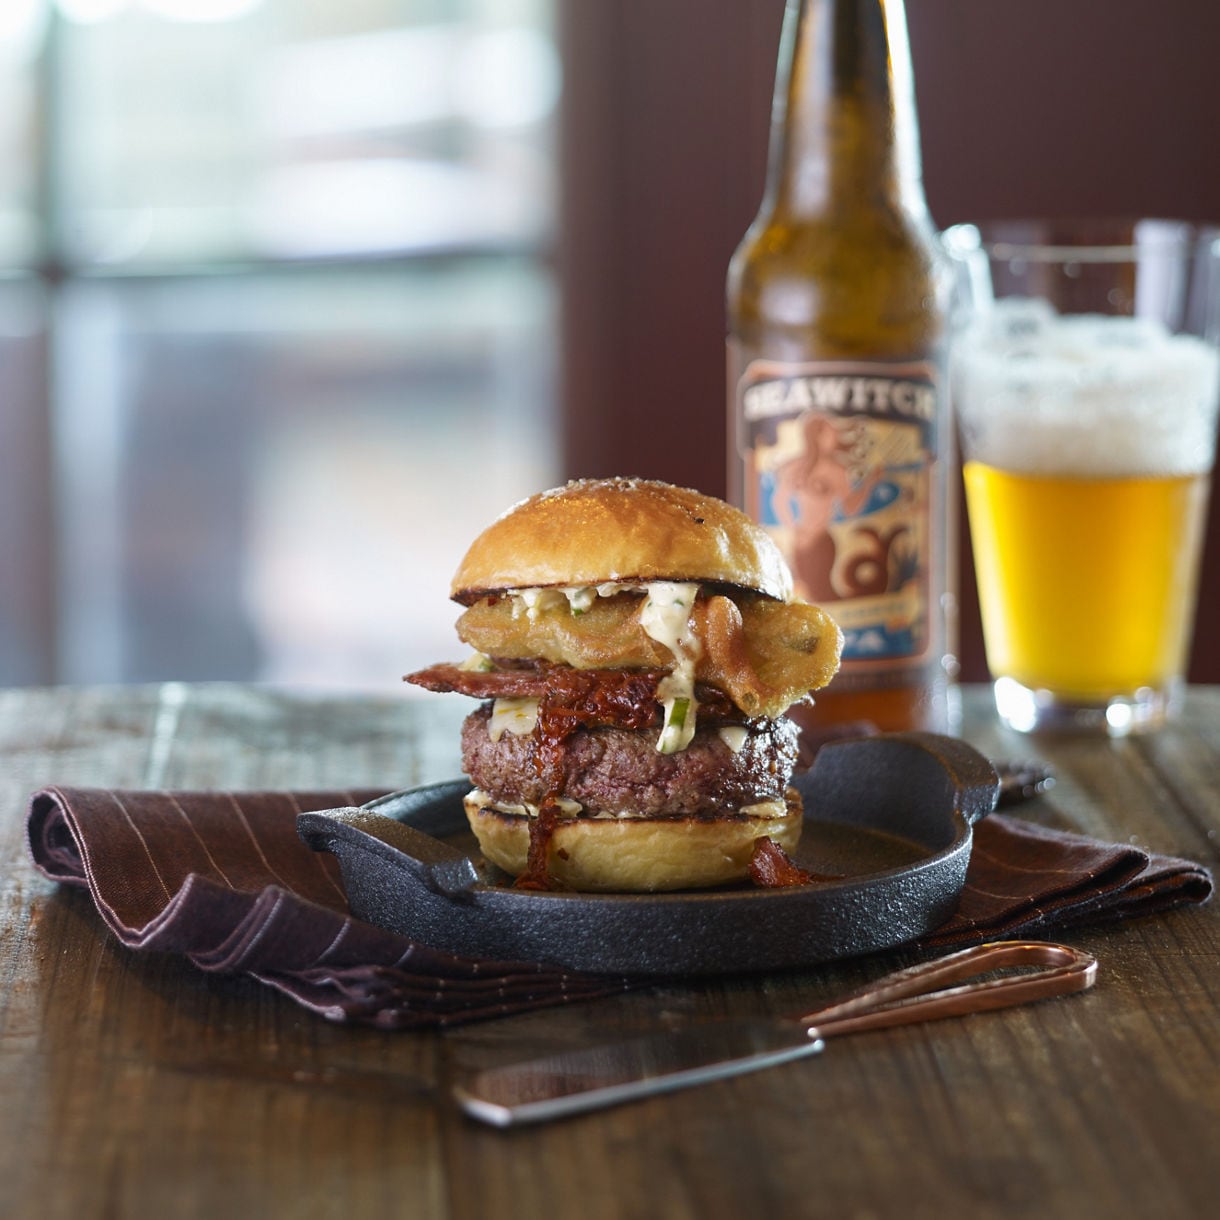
left=918, top=815, right=1212, bottom=948
left=26, top=786, right=633, bottom=1029
left=25, top=785, right=1212, bottom=1028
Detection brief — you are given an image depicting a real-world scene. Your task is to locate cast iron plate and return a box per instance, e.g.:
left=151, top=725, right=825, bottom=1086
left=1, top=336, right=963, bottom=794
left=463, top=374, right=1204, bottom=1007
left=298, top=732, right=999, bottom=977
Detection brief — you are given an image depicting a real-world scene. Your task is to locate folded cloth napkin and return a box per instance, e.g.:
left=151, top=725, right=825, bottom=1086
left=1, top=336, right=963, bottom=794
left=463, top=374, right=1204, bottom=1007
left=26, top=786, right=635, bottom=1029
left=26, top=786, right=1213, bottom=1028
left=917, top=815, right=1213, bottom=948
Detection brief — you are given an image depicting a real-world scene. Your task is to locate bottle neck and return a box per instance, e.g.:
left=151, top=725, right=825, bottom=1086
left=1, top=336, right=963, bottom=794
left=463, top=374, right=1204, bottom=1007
left=763, top=0, right=927, bottom=219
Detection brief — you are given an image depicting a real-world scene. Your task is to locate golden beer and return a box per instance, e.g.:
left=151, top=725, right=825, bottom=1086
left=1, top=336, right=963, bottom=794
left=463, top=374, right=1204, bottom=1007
left=964, top=462, right=1210, bottom=698
left=946, top=223, right=1220, bottom=734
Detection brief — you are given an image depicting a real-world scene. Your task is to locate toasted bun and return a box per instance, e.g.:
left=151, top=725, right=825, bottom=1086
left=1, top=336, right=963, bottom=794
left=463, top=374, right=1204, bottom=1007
left=451, top=477, right=794, bottom=604
left=463, top=789, right=803, bottom=893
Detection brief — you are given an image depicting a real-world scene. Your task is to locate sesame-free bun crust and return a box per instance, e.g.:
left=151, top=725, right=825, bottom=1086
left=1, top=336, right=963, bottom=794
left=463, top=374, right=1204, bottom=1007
left=451, top=478, right=794, bottom=604
left=463, top=789, right=803, bottom=893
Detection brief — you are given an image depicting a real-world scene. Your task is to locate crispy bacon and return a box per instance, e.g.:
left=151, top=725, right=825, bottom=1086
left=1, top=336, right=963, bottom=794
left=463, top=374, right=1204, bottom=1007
left=404, top=661, right=740, bottom=725
left=749, top=838, right=813, bottom=888
left=748, top=837, right=844, bottom=889
left=405, top=662, right=551, bottom=700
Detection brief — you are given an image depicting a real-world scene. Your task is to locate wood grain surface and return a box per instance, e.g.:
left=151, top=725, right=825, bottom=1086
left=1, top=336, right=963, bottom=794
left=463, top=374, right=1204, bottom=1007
left=1, top=684, right=1217, bottom=1219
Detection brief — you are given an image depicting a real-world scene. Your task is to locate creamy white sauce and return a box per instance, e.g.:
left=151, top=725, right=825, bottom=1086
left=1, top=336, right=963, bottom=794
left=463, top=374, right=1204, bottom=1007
left=640, top=582, right=701, bottom=753
left=718, top=725, right=748, bottom=754
left=739, top=797, right=788, bottom=819
left=511, top=588, right=568, bottom=621
left=467, top=787, right=786, bottom=821
left=488, top=696, right=539, bottom=741
left=468, top=788, right=583, bottom=818
left=508, top=585, right=602, bottom=620
left=505, top=580, right=704, bottom=753
left=564, top=586, right=598, bottom=614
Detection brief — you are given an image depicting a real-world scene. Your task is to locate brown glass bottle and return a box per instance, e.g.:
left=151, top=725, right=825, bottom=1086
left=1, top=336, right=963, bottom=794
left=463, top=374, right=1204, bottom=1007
left=727, top=0, right=956, bottom=733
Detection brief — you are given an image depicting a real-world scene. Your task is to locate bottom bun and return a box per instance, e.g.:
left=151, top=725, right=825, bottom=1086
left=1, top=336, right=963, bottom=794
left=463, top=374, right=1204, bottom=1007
left=463, top=789, right=803, bottom=893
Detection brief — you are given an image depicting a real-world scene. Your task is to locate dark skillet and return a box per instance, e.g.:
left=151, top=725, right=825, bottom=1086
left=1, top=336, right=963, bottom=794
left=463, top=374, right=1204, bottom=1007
left=297, top=732, right=1000, bottom=976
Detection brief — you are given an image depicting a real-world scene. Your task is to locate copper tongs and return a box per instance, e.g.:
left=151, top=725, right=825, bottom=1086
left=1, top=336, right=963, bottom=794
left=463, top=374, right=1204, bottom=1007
left=798, top=939, right=1096, bottom=1038
left=454, top=941, right=1098, bottom=1127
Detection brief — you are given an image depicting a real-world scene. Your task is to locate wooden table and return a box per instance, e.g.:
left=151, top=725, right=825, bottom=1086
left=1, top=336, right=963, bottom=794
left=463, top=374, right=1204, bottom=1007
left=1, top=683, right=1217, bottom=1219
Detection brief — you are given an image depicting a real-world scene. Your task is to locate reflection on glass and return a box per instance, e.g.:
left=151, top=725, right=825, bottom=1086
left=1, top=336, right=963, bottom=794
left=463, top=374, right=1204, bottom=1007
left=0, top=0, right=560, bottom=687
left=0, top=1, right=44, bottom=266
left=55, top=1, right=558, bottom=265
left=53, top=263, right=558, bottom=686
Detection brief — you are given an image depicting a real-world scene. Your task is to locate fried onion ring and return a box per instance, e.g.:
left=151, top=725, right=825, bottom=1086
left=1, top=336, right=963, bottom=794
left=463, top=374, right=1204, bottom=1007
left=454, top=591, right=842, bottom=719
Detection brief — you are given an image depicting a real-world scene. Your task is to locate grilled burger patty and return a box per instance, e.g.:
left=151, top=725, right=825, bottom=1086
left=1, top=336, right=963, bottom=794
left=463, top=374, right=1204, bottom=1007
left=461, top=702, right=799, bottom=818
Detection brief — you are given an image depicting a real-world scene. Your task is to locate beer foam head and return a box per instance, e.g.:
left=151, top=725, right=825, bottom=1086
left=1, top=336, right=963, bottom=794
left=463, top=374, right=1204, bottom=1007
left=952, top=299, right=1220, bottom=477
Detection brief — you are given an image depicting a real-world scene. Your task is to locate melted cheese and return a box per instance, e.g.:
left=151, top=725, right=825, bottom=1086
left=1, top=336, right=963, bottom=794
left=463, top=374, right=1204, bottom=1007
left=467, top=787, right=786, bottom=821
left=718, top=726, right=748, bottom=754
left=739, top=797, right=790, bottom=820
left=488, top=696, right=539, bottom=741
left=468, top=788, right=583, bottom=818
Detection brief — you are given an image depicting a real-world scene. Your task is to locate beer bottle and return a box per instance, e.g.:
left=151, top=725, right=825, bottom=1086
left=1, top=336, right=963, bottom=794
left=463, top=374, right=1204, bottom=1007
left=726, top=0, right=956, bottom=732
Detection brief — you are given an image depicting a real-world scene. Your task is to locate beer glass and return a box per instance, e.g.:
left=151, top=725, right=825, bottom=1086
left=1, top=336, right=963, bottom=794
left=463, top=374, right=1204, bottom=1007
left=945, top=220, right=1220, bottom=735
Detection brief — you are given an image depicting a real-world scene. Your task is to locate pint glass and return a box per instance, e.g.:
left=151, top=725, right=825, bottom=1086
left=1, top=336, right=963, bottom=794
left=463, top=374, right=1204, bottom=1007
left=946, top=220, right=1220, bottom=734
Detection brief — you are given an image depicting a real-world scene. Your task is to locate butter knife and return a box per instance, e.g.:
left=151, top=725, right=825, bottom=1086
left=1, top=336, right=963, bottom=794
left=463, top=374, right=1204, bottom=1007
left=454, top=941, right=1096, bottom=1127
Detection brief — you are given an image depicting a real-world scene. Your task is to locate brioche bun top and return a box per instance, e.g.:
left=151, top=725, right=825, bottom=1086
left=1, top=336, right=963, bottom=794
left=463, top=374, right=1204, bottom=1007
left=451, top=478, right=794, bottom=604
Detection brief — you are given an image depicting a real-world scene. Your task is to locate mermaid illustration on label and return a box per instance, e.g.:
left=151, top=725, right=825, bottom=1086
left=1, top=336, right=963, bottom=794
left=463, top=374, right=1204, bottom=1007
left=760, top=411, right=928, bottom=660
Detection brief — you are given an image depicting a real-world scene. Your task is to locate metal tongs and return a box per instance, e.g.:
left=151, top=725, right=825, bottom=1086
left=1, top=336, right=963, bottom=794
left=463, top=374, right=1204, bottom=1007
left=454, top=941, right=1097, bottom=1126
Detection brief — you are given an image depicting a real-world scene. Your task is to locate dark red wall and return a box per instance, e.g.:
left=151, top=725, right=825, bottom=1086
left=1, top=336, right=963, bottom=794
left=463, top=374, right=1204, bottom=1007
left=560, top=1, right=1220, bottom=681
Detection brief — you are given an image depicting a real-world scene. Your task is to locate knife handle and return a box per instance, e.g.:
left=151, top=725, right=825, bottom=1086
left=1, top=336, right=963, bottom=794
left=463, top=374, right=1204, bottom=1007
left=799, top=941, right=1097, bottom=1039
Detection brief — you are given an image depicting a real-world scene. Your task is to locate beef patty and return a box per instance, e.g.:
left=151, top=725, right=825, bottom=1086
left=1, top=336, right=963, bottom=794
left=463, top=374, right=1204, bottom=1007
left=461, top=702, right=799, bottom=817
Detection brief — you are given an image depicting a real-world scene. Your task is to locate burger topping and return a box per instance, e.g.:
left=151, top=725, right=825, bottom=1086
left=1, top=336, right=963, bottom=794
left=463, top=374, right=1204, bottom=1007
left=749, top=838, right=816, bottom=888
left=639, top=582, right=701, bottom=753
left=465, top=788, right=791, bottom=822
left=718, top=725, right=748, bottom=753
left=511, top=580, right=710, bottom=753
left=467, top=788, right=584, bottom=818
left=407, top=661, right=739, bottom=722
left=455, top=587, right=842, bottom=720
left=657, top=690, right=693, bottom=754
left=488, top=696, right=539, bottom=741
left=460, top=703, right=799, bottom=820
left=508, top=584, right=613, bottom=620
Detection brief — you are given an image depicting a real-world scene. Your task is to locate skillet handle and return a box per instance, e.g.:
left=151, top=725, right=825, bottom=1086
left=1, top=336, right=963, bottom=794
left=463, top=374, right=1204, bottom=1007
left=797, top=732, right=1000, bottom=831
left=892, top=731, right=1002, bottom=826
left=298, top=801, right=482, bottom=898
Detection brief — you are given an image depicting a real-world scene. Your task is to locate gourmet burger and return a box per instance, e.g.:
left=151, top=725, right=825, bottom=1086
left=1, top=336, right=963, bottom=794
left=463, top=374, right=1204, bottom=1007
left=405, top=478, right=843, bottom=892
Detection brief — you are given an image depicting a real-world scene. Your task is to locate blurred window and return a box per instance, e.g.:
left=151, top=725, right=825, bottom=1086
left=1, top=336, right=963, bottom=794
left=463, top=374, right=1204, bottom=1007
left=0, top=0, right=560, bottom=687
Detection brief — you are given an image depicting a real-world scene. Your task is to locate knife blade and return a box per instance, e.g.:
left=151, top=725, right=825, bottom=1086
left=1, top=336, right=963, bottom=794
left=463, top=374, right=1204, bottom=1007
left=453, top=1019, right=824, bottom=1127
left=452, top=941, right=1097, bottom=1127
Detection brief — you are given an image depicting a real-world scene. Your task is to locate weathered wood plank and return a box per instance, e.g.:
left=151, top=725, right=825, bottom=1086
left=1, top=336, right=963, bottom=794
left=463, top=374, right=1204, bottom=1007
left=0, top=685, right=1216, bottom=1219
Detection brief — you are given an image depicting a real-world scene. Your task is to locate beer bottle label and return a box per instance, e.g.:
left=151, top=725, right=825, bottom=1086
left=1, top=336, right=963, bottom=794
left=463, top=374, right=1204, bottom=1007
left=734, top=359, right=940, bottom=675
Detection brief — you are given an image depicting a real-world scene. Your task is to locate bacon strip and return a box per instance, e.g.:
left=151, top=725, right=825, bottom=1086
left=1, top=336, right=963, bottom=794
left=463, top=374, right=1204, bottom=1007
left=405, top=662, right=551, bottom=699
left=748, top=838, right=814, bottom=888
left=404, top=661, right=741, bottom=723
left=748, top=838, right=845, bottom=889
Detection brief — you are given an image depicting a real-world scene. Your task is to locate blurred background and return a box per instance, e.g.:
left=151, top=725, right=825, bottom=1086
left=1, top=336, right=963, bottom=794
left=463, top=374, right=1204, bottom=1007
left=1, top=0, right=1218, bottom=692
